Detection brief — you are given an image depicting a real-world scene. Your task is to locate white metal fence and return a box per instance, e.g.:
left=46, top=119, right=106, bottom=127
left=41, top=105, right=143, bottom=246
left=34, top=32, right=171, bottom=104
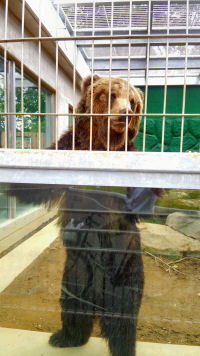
left=0, top=0, right=199, bottom=188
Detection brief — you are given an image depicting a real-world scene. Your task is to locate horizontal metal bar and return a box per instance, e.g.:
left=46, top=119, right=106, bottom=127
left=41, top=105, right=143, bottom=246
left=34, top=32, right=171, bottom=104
left=64, top=227, right=139, bottom=236
left=78, top=38, right=200, bottom=46
left=62, top=244, right=141, bottom=253
left=55, top=0, right=191, bottom=3
left=0, top=112, right=200, bottom=117
left=91, top=57, right=200, bottom=70
left=0, top=34, right=200, bottom=44
left=0, top=150, right=200, bottom=189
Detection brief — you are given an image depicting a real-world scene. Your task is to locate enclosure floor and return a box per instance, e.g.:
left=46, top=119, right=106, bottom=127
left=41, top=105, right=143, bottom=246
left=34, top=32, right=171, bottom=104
left=0, top=327, right=200, bottom=356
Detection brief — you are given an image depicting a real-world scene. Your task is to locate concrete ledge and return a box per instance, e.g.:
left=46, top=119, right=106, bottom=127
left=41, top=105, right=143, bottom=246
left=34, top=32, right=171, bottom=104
left=0, top=206, right=57, bottom=254
left=0, top=220, right=59, bottom=293
left=0, top=328, right=200, bottom=356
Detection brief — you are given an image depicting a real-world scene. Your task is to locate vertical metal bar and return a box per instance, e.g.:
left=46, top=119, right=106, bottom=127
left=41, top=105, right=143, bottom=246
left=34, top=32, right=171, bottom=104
left=4, top=0, right=8, bottom=149
left=143, top=0, right=151, bottom=152
left=125, top=0, right=132, bottom=152
left=161, top=0, right=170, bottom=153
left=72, top=2, right=77, bottom=150
left=89, top=0, right=95, bottom=151
left=5, top=1, right=16, bottom=218
left=38, top=0, right=42, bottom=149
left=7, top=61, right=16, bottom=149
left=107, top=0, right=114, bottom=151
left=21, top=0, right=25, bottom=149
left=180, top=0, right=189, bottom=153
left=55, top=41, right=59, bottom=150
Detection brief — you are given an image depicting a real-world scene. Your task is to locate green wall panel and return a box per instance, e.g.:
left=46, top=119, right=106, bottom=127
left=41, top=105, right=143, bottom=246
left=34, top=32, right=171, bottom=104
left=135, top=86, right=200, bottom=152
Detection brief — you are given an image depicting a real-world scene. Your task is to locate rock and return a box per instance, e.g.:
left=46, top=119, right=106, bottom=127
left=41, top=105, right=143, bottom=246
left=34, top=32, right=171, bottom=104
left=166, top=212, right=200, bottom=240
left=138, top=222, right=200, bottom=254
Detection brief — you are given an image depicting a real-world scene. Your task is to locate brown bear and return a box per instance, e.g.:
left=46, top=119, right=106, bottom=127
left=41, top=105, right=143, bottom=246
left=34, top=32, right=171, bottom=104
left=8, top=75, right=144, bottom=356
left=50, top=74, right=143, bottom=151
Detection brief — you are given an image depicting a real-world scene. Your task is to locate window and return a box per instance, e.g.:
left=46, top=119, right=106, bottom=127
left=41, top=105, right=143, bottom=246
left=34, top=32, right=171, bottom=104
left=0, top=57, right=54, bottom=222
left=15, top=69, right=53, bottom=149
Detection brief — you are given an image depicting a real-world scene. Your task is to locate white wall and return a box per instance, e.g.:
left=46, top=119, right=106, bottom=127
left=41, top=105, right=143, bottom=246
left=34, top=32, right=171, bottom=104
left=0, top=0, right=90, bottom=135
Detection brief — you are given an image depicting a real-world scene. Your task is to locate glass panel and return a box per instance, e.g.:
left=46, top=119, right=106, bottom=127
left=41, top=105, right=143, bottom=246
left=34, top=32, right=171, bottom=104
left=0, top=56, right=5, bottom=149
left=15, top=69, right=53, bottom=149
left=0, top=183, right=199, bottom=352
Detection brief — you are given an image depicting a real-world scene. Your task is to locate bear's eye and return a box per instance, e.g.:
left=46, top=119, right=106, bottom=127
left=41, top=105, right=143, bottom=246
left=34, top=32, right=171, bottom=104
left=130, top=99, right=135, bottom=109
left=98, top=93, right=107, bottom=102
left=111, top=93, right=116, bottom=102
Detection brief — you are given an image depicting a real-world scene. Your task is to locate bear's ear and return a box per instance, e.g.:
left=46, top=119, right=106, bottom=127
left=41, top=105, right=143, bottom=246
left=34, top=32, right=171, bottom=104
left=136, top=87, right=144, bottom=102
left=81, top=74, right=100, bottom=94
left=135, top=87, right=144, bottom=115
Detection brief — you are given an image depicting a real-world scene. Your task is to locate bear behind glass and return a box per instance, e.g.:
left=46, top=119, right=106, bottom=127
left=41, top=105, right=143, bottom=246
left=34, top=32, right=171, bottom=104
left=8, top=75, right=144, bottom=356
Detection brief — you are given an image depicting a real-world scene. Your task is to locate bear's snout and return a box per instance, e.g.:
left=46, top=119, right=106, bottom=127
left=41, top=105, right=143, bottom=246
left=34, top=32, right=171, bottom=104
left=119, top=108, right=133, bottom=119
left=111, top=109, right=133, bottom=129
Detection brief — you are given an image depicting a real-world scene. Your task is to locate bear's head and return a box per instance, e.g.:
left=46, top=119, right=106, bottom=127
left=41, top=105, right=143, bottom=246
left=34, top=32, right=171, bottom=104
left=76, top=75, right=144, bottom=150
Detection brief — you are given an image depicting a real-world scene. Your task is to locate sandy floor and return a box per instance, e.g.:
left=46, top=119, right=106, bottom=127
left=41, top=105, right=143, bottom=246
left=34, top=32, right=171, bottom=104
left=0, top=237, right=200, bottom=346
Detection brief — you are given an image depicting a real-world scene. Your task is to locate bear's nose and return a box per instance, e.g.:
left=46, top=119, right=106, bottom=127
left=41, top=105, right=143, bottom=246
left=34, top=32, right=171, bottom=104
left=119, top=109, right=133, bottom=116
left=119, top=109, right=133, bottom=123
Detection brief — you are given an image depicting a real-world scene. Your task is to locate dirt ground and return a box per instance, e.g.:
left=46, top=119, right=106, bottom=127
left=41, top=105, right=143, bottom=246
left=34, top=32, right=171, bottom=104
left=0, top=237, right=200, bottom=346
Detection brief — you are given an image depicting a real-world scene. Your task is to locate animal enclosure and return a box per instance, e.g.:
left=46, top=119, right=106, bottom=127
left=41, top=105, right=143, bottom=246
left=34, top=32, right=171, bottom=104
left=0, top=1, right=200, bottom=355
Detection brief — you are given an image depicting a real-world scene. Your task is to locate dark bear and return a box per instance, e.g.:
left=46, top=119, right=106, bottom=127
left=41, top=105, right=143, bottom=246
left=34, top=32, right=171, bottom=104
left=8, top=75, right=144, bottom=356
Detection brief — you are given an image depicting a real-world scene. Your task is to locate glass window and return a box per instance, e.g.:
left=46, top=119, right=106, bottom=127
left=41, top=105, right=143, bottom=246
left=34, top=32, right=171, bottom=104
left=0, top=58, right=54, bottom=223
left=15, top=69, right=53, bottom=149
left=0, top=183, right=200, bottom=352
left=0, top=56, right=5, bottom=149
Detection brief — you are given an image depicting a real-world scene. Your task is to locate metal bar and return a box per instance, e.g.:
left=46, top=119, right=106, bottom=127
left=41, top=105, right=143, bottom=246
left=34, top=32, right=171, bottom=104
left=89, top=0, right=95, bottom=151
left=161, top=0, right=170, bottom=152
left=1, top=112, right=200, bottom=117
left=7, top=61, right=16, bottom=149
left=72, top=2, right=77, bottom=150
left=0, top=34, right=200, bottom=44
left=3, top=0, right=8, bottom=149
left=20, top=0, right=25, bottom=150
left=55, top=0, right=189, bottom=4
left=61, top=240, right=141, bottom=248
left=125, top=0, right=132, bottom=152
left=0, top=150, right=200, bottom=189
left=143, top=0, right=151, bottom=152
left=38, top=0, right=42, bottom=149
left=55, top=42, right=59, bottom=150
left=78, top=40, right=200, bottom=47
left=107, top=1, right=114, bottom=152
left=52, top=208, right=168, bottom=217
left=180, top=0, right=189, bottom=153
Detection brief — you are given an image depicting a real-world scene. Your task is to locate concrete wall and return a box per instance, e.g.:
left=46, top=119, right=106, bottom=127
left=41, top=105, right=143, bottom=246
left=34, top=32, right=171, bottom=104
left=0, top=0, right=90, bottom=136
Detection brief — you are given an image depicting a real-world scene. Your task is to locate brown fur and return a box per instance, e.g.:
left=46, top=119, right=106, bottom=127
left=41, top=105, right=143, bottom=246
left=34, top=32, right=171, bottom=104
left=50, top=75, right=143, bottom=151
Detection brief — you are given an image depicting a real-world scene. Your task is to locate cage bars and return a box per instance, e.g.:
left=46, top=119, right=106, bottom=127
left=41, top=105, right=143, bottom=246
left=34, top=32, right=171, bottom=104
left=0, top=1, right=199, bottom=154
left=3, top=0, right=8, bottom=149
left=38, top=0, right=42, bottom=150
left=20, top=0, right=25, bottom=150
left=180, top=0, right=189, bottom=153
left=161, top=0, right=170, bottom=153
left=89, top=0, right=95, bottom=151
left=107, top=0, right=114, bottom=151
left=142, top=0, right=151, bottom=152
left=124, top=0, right=133, bottom=152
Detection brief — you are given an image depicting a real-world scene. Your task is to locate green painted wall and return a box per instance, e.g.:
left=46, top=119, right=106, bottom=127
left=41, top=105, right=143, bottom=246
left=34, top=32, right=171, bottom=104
left=135, top=86, right=200, bottom=152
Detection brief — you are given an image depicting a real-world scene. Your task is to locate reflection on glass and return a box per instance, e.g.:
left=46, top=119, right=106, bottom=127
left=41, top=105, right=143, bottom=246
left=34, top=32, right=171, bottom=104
left=15, top=69, right=53, bottom=149
left=0, top=56, right=5, bottom=149
left=0, top=184, right=200, bottom=352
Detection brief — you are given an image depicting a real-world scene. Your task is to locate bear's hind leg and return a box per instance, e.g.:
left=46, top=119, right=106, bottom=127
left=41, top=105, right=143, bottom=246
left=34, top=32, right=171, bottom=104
left=49, top=313, right=94, bottom=348
left=100, top=318, right=137, bottom=356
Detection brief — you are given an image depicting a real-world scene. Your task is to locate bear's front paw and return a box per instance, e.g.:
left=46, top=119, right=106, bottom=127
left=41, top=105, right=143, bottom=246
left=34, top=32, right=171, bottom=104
left=49, top=329, right=88, bottom=348
left=49, top=329, right=70, bottom=348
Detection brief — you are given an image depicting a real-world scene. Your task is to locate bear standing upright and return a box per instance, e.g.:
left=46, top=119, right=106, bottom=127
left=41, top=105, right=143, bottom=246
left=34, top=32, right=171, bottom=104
left=9, top=75, right=144, bottom=356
